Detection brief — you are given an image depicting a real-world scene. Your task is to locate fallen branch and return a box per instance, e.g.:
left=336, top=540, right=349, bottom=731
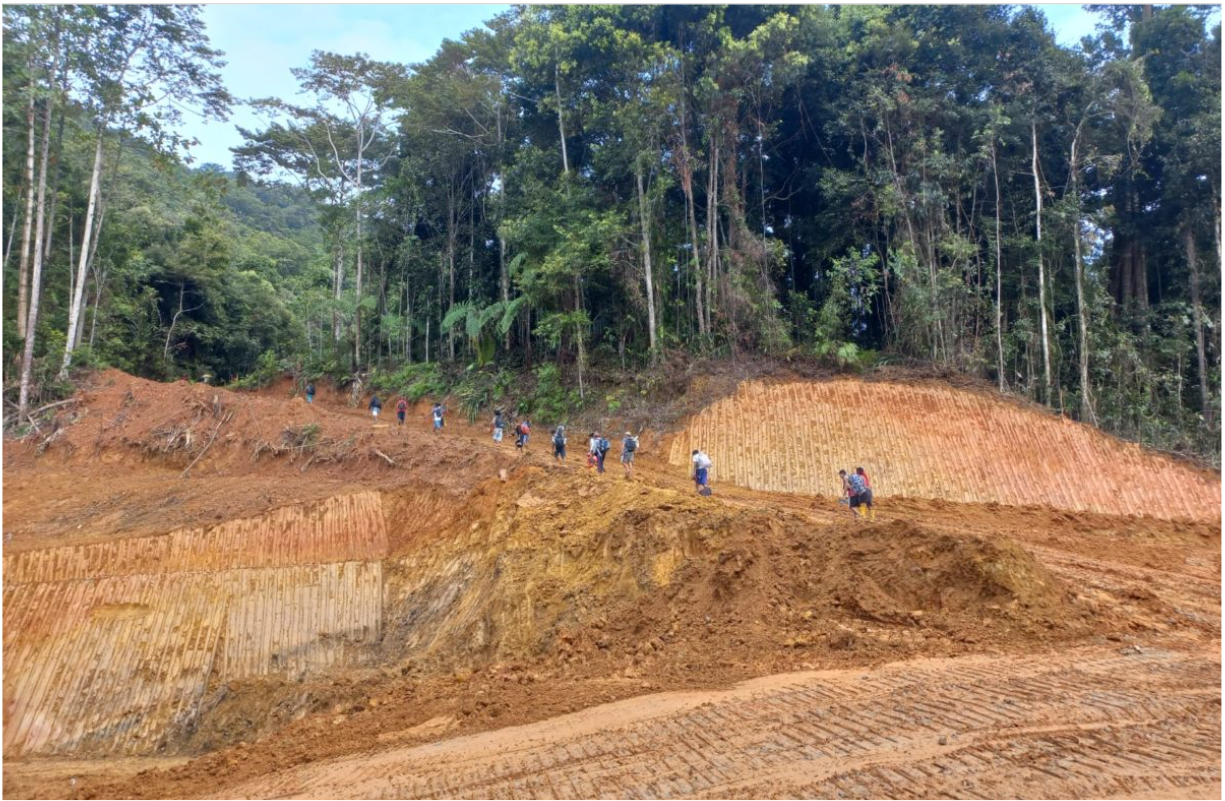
left=30, top=397, right=79, bottom=417
left=181, top=410, right=233, bottom=479
left=372, top=448, right=396, bottom=466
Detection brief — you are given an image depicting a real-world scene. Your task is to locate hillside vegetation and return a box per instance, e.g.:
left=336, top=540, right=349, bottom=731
left=3, top=5, right=1220, bottom=459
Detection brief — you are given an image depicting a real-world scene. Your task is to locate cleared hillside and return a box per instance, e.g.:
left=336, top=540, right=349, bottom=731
left=668, top=379, right=1221, bottom=521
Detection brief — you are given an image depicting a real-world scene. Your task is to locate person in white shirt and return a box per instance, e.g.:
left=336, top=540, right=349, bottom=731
left=691, top=449, right=713, bottom=495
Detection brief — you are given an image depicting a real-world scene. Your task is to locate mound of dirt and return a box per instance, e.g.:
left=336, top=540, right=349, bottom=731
left=811, top=519, right=1071, bottom=626
left=370, top=468, right=1087, bottom=684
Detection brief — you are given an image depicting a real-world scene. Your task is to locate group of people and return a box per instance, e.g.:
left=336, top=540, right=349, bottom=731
left=329, top=383, right=871, bottom=514
left=838, top=467, right=876, bottom=520
left=363, top=393, right=442, bottom=432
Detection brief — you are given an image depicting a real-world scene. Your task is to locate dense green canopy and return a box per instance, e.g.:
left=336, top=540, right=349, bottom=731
left=4, top=4, right=1220, bottom=457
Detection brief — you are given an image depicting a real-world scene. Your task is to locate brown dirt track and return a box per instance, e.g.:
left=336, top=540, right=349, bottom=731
left=2, top=369, right=1220, bottom=799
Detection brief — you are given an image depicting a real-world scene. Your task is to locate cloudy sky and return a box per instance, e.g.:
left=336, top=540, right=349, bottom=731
left=179, top=4, right=1151, bottom=168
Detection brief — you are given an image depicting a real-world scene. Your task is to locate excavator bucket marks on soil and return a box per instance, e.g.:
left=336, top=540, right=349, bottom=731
left=669, top=379, right=1221, bottom=521
left=2, top=493, right=387, bottom=758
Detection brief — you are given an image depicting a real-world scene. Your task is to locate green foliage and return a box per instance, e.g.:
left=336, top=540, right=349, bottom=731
left=524, top=363, right=578, bottom=423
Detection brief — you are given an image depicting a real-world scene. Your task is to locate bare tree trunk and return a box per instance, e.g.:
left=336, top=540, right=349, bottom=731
left=164, top=283, right=186, bottom=360
left=18, top=90, right=58, bottom=418
left=332, top=242, right=344, bottom=342
left=61, top=133, right=104, bottom=376
left=353, top=160, right=363, bottom=369
left=554, top=62, right=569, bottom=175
left=1069, top=131, right=1094, bottom=424
left=446, top=180, right=457, bottom=361
left=676, top=74, right=706, bottom=340
left=636, top=167, right=658, bottom=358
left=17, top=89, right=36, bottom=340
left=1032, top=120, right=1052, bottom=402
left=500, top=237, right=510, bottom=350
left=2, top=192, right=19, bottom=272
left=1183, top=224, right=1212, bottom=430
left=992, top=141, right=1005, bottom=392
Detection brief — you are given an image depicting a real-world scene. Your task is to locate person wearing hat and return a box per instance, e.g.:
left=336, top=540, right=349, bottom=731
left=621, top=431, right=639, bottom=479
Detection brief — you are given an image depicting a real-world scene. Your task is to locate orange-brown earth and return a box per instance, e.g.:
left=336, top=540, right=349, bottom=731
left=2, top=368, right=1220, bottom=800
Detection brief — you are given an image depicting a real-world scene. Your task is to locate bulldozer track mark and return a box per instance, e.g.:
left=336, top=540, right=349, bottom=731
left=214, top=645, right=1220, bottom=799
left=2, top=492, right=387, bottom=585
left=668, top=380, right=1220, bottom=521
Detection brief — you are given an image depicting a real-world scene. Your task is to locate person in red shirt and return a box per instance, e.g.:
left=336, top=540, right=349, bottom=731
left=856, top=466, right=871, bottom=489
left=395, top=397, right=408, bottom=427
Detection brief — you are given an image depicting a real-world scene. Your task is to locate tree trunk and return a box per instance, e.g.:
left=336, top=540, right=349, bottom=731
left=1069, top=130, right=1094, bottom=424
left=17, top=88, right=36, bottom=340
left=992, top=140, right=1005, bottom=392
left=353, top=160, right=363, bottom=369
left=1032, top=120, right=1052, bottom=402
left=677, top=77, right=706, bottom=340
left=332, top=242, right=344, bottom=341
left=636, top=167, right=658, bottom=358
left=500, top=236, right=510, bottom=350
left=3, top=191, right=20, bottom=272
left=554, top=62, right=569, bottom=175
left=17, top=90, right=58, bottom=418
left=1183, top=224, right=1211, bottom=430
left=446, top=181, right=457, bottom=361
left=61, top=132, right=105, bottom=376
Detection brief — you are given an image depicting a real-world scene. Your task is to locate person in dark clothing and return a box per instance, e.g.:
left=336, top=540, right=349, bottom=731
left=552, top=425, right=567, bottom=460
left=621, top=431, right=638, bottom=479
left=368, top=395, right=382, bottom=418
left=305, top=382, right=316, bottom=404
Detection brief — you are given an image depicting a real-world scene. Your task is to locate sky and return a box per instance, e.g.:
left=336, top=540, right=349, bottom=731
left=179, top=3, right=1175, bottom=169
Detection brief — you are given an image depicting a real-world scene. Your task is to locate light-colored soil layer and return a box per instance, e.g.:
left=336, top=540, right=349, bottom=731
left=667, top=379, right=1221, bottom=520
left=2, top=369, right=1219, bottom=799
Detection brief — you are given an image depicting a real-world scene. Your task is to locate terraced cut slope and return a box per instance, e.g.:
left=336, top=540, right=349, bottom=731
left=668, top=379, right=1222, bottom=520
left=2, top=369, right=1219, bottom=800
left=2, top=493, right=387, bottom=758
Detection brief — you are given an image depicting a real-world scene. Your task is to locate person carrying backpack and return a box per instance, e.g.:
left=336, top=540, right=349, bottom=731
left=842, top=469, right=873, bottom=520
left=621, top=431, right=638, bottom=479
left=552, top=425, right=567, bottom=460
left=596, top=434, right=610, bottom=474
left=305, top=381, right=316, bottom=404
left=368, top=394, right=382, bottom=418
left=516, top=419, right=531, bottom=450
left=431, top=403, right=445, bottom=433
left=492, top=409, right=505, bottom=443
left=691, top=449, right=713, bottom=495
left=395, top=397, right=408, bottom=427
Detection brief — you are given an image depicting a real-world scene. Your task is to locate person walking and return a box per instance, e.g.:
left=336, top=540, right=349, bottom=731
left=587, top=432, right=600, bottom=469
left=368, top=394, right=382, bottom=418
left=596, top=433, right=610, bottom=474
left=395, top=397, right=408, bottom=427
left=516, top=418, right=531, bottom=450
left=492, top=409, right=505, bottom=443
left=854, top=466, right=875, bottom=520
left=691, top=449, right=713, bottom=495
left=552, top=425, right=567, bottom=460
left=841, top=469, right=873, bottom=520
left=621, top=431, right=638, bottom=479
left=305, top=381, right=316, bottom=404
left=431, top=402, right=445, bottom=433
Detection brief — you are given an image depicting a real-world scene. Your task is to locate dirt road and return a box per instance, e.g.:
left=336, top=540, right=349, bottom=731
left=217, top=643, right=1220, bottom=799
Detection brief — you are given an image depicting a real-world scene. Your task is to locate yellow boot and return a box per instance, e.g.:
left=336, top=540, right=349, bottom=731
left=868, top=504, right=876, bottom=521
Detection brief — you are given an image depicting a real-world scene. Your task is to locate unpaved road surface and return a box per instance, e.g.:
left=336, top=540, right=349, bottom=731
left=220, top=643, right=1220, bottom=800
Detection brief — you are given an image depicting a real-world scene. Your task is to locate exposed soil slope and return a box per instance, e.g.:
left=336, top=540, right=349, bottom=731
left=667, top=378, right=1221, bottom=520
left=2, top=368, right=1219, bottom=799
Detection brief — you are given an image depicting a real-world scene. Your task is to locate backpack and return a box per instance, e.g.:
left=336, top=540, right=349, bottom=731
left=598, top=437, right=610, bottom=453
left=624, top=437, right=637, bottom=453
left=553, top=428, right=565, bottom=445
left=519, top=421, right=530, bottom=435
